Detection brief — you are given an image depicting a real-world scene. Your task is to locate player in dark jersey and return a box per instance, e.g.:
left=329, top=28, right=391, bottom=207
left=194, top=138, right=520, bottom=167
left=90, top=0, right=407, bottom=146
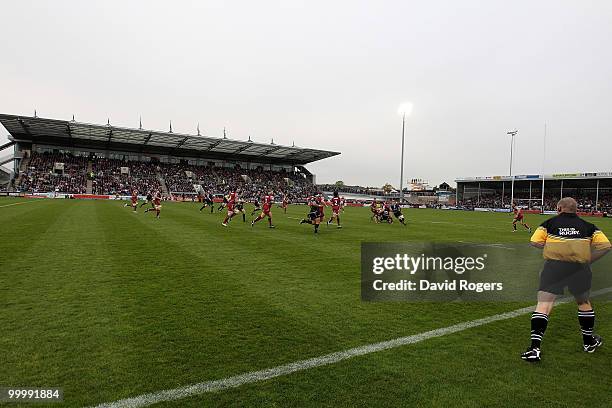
left=512, top=204, right=531, bottom=232
left=326, top=191, right=342, bottom=228
left=233, top=199, right=247, bottom=222
left=251, top=199, right=262, bottom=216
left=300, top=195, right=324, bottom=233
left=218, top=194, right=228, bottom=212
left=390, top=201, right=406, bottom=226
left=199, top=192, right=215, bottom=213
left=140, top=192, right=154, bottom=208
left=380, top=202, right=393, bottom=224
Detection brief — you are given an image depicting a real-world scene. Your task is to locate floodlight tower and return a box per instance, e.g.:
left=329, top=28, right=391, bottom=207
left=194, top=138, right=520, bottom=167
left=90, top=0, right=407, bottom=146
left=398, top=103, right=413, bottom=203
left=507, top=130, right=518, bottom=206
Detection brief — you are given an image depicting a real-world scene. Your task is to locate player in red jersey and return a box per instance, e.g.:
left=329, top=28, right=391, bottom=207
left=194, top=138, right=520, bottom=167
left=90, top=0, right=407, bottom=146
left=222, top=189, right=238, bottom=227
left=512, top=203, right=531, bottom=232
left=145, top=192, right=162, bottom=218
left=282, top=194, right=289, bottom=214
left=125, top=190, right=138, bottom=212
left=326, top=191, right=342, bottom=228
left=251, top=191, right=275, bottom=228
left=316, top=193, right=325, bottom=223
left=370, top=199, right=381, bottom=223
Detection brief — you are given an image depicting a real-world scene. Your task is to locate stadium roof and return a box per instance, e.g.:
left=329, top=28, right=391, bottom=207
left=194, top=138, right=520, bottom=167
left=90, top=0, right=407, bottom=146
left=0, top=113, right=340, bottom=165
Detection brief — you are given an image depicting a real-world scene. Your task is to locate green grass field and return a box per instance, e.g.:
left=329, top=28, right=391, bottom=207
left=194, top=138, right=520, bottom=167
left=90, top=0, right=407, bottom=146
left=1, top=197, right=610, bottom=407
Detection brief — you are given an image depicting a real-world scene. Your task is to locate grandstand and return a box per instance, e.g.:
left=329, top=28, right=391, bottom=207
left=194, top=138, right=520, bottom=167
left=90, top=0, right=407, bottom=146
left=456, top=173, right=612, bottom=214
left=0, top=113, right=340, bottom=199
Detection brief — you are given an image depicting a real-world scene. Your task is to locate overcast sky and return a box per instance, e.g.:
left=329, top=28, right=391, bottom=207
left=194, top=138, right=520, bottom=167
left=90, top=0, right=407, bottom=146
left=1, top=0, right=611, bottom=187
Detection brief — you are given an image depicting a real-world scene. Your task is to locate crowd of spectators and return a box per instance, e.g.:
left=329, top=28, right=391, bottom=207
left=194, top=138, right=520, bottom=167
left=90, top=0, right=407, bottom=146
left=317, top=184, right=376, bottom=195
left=160, top=162, right=316, bottom=201
left=91, top=158, right=161, bottom=195
left=16, top=154, right=317, bottom=199
left=460, top=193, right=612, bottom=213
left=19, top=152, right=87, bottom=194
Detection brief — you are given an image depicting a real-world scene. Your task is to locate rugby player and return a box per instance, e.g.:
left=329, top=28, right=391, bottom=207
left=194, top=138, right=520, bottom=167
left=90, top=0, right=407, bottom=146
left=251, top=191, right=275, bottom=228
left=326, top=191, right=342, bottom=228
left=512, top=204, right=531, bottom=232
left=521, top=197, right=611, bottom=362
left=380, top=202, right=393, bottom=224
left=218, top=194, right=228, bottom=212
left=282, top=194, right=289, bottom=214
left=231, top=198, right=247, bottom=223
left=390, top=200, right=407, bottom=225
left=251, top=198, right=262, bottom=216
left=221, top=189, right=238, bottom=227
left=199, top=192, right=215, bottom=213
left=125, top=190, right=138, bottom=212
left=140, top=191, right=154, bottom=208
left=144, top=192, right=162, bottom=218
left=300, top=194, right=323, bottom=233
left=370, top=199, right=381, bottom=223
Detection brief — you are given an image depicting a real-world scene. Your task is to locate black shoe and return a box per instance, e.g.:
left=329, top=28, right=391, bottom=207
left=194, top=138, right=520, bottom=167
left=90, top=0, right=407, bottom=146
left=269, top=225, right=275, bottom=229
left=300, top=219, right=306, bottom=224
left=584, top=334, right=603, bottom=353
left=521, top=347, right=541, bottom=362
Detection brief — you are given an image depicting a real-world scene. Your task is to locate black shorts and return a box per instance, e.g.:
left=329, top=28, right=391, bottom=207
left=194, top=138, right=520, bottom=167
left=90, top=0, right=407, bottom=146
left=308, top=210, right=319, bottom=220
left=539, top=260, right=592, bottom=297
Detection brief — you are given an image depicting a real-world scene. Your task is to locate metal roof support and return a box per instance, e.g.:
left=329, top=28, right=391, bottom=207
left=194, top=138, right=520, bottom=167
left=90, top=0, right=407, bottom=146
left=106, top=128, right=113, bottom=149
left=257, top=145, right=283, bottom=157
left=168, top=137, right=189, bottom=155
left=232, top=144, right=252, bottom=155
left=143, top=133, right=153, bottom=145
left=0, top=140, right=16, bottom=151
left=205, top=140, right=223, bottom=151
left=175, top=137, right=189, bottom=149
left=17, top=119, right=32, bottom=137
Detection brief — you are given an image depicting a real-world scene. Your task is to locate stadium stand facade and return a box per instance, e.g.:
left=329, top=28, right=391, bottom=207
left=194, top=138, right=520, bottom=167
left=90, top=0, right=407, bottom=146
left=0, top=114, right=339, bottom=200
left=456, top=174, right=612, bottom=214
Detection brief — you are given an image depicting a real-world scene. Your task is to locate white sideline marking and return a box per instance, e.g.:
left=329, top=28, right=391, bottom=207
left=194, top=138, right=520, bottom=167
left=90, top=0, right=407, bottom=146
left=0, top=200, right=38, bottom=208
left=456, top=241, right=516, bottom=250
left=89, top=286, right=612, bottom=408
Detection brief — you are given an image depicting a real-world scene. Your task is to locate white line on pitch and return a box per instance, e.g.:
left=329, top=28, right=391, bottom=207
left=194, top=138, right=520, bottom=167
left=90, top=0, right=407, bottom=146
left=456, top=241, right=516, bottom=250
left=89, top=286, right=612, bottom=408
left=0, top=200, right=39, bottom=208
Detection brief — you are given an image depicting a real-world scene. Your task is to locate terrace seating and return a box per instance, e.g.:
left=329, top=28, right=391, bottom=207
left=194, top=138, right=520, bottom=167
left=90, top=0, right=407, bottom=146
left=17, top=154, right=316, bottom=199
left=19, top=152, right=87, bottom=194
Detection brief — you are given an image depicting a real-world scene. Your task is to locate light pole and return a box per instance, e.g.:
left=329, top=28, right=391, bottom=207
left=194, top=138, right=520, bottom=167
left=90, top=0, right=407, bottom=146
left=507, top=130, right=518, bottom=206
left=398, top=103, right=413, bottom=203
